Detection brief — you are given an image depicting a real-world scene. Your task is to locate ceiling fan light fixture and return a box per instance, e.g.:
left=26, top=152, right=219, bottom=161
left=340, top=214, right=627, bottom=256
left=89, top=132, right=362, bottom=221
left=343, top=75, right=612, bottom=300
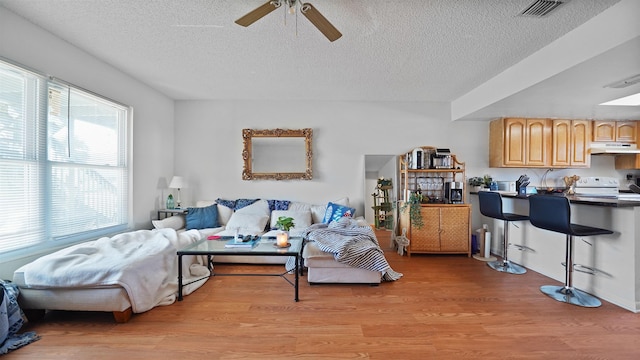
left=300, top=3, right=342, bottom=42
left=235, top=0, right=341, bottom=42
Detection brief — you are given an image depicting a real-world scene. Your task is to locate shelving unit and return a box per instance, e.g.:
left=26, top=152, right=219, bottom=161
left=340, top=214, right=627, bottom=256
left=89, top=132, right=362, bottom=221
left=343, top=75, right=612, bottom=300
left=371, top=178, right=393, bottom=230
left=399, top=146, right=467, bottom=203
left=398, top=146, right=471, bottom=257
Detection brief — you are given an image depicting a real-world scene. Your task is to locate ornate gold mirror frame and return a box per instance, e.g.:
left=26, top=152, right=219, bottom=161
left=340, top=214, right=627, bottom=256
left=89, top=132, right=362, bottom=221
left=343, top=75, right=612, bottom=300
left=242, top=128, right=313, bottom=180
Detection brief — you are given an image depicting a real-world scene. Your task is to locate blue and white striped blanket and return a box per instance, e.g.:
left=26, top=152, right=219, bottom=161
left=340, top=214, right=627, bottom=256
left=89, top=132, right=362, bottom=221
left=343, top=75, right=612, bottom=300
left=300, top=218, right=402, bottom=281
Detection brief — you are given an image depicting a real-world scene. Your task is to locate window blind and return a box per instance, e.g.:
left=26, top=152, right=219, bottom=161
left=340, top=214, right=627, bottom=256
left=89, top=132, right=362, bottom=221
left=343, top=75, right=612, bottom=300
left=0, top=59, right=130, bottom=254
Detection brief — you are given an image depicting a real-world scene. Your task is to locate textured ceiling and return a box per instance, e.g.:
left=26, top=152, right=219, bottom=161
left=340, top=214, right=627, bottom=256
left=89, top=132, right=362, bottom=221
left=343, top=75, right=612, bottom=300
left=1, top=0, right=638, bottom=121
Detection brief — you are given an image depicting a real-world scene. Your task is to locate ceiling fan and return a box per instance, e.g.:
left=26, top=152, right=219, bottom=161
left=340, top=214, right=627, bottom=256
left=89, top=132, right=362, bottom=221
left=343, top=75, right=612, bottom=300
left=235, top=0, right=342, bottom=42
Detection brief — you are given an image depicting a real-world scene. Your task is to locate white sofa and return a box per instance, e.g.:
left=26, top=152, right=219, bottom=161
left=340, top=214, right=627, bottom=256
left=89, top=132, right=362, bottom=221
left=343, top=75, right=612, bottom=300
left=152, top=197, right=355, bottom=265
left=153, top=197, right=386, bottom=284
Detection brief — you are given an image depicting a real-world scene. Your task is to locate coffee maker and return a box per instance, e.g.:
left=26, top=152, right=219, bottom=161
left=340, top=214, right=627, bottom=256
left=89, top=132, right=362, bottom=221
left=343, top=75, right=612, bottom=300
left=445, top=181, right=464, bottom=204
left=430, top=148, right=452, bottom=169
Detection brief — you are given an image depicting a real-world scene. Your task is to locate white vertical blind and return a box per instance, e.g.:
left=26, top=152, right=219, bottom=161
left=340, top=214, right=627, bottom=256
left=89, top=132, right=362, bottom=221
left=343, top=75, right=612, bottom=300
left=0, top=59, right=130, bottom=253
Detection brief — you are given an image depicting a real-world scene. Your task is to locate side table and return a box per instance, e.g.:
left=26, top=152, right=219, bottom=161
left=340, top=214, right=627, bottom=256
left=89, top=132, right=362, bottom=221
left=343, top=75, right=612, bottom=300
left=158, top=208, right=187, bottom=220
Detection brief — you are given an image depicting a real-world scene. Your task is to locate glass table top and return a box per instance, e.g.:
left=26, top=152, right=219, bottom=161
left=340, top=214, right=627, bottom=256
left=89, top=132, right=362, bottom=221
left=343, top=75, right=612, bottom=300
left=178, top=236, right=303, bottom=255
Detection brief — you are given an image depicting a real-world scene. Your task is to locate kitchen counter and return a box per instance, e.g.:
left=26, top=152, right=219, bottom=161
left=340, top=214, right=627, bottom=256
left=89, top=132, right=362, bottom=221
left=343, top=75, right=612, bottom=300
left=469, top=191, right=640, bottom=312
left=473, top=190, right=640, bottom=207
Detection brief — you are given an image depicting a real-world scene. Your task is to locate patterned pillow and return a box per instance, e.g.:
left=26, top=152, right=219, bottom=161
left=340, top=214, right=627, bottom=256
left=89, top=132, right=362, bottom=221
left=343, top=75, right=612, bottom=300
left=322, top=202, right=356, bottom=224
left=216, top=198, right=235, bottom=210
left=267, top=199, right=291, bottom=211
left=185, top=204, right=219, bottom=230
left=234, top=198, right=259, bottom=210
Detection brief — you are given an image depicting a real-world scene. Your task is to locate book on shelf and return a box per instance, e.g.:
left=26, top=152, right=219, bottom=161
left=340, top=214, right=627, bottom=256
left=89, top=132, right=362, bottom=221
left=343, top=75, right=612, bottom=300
left=224, top=238, right=259, bottom=248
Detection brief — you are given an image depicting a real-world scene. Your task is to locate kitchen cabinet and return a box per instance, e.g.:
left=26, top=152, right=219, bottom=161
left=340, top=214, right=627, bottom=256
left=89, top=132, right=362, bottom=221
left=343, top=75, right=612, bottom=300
left=614, top=154, right=640, bottom=169
left=551, top=119, right=591, bottom=168
left=489, top=118, right=551, bottom=167
left=592, top=121, right=637, bottom=143
left=399, top=204, right=471, bottom=256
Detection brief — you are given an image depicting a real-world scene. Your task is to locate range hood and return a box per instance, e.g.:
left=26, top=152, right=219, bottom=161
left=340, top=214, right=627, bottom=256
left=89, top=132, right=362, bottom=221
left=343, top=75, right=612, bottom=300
left=590, top=143, right=640, bottom=155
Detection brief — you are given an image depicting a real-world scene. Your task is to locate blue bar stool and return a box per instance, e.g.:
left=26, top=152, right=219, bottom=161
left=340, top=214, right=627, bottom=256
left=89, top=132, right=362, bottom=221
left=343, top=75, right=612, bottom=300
left=477, top=191, right=528, bottom=274
left=528, top=194, right=613, bottom=308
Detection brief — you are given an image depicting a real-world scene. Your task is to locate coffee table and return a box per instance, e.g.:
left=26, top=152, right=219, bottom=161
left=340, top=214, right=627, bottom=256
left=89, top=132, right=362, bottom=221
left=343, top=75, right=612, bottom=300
left=177, top=236, right=304, bottom=301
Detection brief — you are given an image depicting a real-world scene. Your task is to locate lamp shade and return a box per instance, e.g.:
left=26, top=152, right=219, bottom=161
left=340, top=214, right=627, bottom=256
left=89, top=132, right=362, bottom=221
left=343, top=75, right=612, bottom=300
left=169, top=176, right=186, bottom=189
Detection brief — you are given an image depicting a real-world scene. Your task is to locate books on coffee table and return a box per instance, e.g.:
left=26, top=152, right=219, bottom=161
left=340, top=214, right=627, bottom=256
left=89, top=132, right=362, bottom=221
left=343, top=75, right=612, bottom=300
left=224, top=238, right=259, bottom=248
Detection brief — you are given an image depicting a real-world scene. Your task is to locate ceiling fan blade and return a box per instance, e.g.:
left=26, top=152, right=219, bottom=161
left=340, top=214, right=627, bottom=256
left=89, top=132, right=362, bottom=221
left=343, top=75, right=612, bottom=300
left=235, top=1, right=281, bottom=27
left=300, top=3, right=342, bottom=42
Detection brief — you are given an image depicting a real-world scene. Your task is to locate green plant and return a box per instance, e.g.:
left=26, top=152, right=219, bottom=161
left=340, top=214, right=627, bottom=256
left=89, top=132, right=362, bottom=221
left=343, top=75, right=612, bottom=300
left=400, top=192, right=424, bottom=229
left=275, top=216, right=295, bottom=232
left=483, top=174, right=493, bottom=187
left=468, top=177, right=484, bottom=186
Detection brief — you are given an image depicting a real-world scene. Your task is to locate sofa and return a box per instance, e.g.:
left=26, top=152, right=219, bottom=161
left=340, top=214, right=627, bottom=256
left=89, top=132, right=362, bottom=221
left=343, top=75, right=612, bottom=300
left=13, top=197, right=397, bottom=323
left=13, top=229, right=209, bottom=323
left=152, top=197, right=391, bottom=284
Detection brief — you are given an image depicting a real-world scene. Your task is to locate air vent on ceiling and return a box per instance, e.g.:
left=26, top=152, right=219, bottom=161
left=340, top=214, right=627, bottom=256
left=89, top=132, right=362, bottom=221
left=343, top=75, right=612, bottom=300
left=518, top=0, right=567, bottom=17
left=604, top=74, right=640, bottom=89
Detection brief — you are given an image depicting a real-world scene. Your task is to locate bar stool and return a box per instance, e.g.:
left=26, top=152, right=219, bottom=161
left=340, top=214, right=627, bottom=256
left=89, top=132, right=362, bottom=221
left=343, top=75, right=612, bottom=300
left=477, top=191, right=528, bottom=274
left=528, top=194, right=613, bottom=307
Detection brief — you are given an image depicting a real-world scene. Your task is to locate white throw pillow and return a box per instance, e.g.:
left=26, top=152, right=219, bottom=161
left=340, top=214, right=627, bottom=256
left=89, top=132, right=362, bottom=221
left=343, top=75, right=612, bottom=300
left=225, top=212, right=269, bottom=232
left=151, top=215, right=185, bottom=230
left=270, top=210, right=312, bottom=230
left=235, top=199, right=270, bottom=217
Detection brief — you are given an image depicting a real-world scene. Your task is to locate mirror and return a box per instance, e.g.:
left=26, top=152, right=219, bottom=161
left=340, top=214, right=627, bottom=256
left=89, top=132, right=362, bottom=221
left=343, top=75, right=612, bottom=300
left=242, top=128, right=313, bottom=180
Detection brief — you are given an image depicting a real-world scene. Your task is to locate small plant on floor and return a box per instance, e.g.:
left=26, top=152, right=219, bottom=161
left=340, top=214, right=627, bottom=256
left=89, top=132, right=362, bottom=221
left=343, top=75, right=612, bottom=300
left=275, top=216, right=295, bottom=232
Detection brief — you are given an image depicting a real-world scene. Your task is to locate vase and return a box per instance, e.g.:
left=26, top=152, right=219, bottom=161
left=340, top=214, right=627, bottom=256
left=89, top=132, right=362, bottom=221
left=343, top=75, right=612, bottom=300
left=166, top=194, right=175, bottom=209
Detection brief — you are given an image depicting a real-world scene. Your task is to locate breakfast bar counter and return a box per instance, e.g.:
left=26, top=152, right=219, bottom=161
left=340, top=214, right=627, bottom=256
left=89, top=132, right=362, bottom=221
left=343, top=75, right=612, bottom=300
left=471, top=192, right=640, bottom=312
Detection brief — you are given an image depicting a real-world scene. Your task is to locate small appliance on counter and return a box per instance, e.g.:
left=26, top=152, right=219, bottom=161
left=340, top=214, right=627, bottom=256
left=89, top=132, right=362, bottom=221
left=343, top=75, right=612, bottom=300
left=409, top=147, right=424, bottom=169
left=445, top=181, right=464, bottom=204
left=430, top=148, right=452, bottom=169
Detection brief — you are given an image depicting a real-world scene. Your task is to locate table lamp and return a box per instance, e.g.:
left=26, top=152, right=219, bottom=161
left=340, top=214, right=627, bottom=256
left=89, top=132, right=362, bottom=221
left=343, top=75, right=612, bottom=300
left=169, top=176, right=187, bottom=208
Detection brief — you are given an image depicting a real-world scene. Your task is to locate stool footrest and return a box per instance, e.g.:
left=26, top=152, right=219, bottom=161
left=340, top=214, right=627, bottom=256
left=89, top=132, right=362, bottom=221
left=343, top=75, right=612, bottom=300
left=540, top=285, right=601, bottom=307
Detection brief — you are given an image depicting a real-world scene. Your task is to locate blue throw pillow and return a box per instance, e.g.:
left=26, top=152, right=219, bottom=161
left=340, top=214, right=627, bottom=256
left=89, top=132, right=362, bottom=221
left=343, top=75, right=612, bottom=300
left=322, top=202, right=356, bottom=224
left=185, top=204, right=219, bottom=230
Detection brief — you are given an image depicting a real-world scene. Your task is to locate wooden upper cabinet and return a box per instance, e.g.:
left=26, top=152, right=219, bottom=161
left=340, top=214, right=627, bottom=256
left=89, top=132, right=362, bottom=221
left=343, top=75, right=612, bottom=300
left=593, top=121, right=637, bottom=142
left=552, top=120, right=590, bottom=168
left=490, top=118, right=550, bottom=167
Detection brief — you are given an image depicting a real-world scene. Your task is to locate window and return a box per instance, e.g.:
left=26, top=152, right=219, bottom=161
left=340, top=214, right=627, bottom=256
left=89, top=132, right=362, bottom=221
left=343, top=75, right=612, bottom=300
left=0, top=59, right=129, bottom=255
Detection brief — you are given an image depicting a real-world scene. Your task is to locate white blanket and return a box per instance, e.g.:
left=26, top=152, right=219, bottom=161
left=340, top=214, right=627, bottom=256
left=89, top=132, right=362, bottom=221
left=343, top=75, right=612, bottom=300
left=17, top=228, right=208, bottom=313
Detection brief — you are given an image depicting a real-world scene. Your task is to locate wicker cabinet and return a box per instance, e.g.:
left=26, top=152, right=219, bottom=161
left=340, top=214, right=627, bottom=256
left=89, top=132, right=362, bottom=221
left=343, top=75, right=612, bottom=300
left=397, top=146, right=471, bottom=257
left=399, top=204, right=471, bottom=256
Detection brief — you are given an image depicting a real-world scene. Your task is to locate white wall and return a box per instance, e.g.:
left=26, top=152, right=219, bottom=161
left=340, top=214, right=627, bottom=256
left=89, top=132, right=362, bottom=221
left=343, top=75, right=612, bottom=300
left=174, top=100, right=466, bottom=213
left=0, top=8, right=175, bottom=277
left=175, top=100, right=638, bottom=231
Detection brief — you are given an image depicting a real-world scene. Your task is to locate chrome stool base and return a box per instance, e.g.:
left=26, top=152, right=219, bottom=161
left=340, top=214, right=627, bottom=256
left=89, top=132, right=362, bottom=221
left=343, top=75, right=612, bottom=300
left=487, top=260, right=527, bottom=274
left=540, top=285, right=601, bottom=308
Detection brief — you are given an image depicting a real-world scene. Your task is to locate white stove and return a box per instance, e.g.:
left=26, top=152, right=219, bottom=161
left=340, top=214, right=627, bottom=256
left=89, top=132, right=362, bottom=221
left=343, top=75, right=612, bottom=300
left=573, top=177, right=619, bottom=197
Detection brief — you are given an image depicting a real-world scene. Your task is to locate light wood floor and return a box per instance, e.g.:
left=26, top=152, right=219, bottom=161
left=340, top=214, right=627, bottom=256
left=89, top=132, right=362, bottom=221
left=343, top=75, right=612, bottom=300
left=7, top=233, right=640, bottom=359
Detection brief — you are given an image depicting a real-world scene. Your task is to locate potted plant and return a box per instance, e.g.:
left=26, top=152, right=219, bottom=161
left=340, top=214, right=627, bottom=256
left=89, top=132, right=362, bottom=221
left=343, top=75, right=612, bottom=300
left=468, top=177, right=484, bottom=193
left=275, top=216, right=295, bottom=232
left=275, top=216, right=295, bottom=247
left=400, top=192, right=424, bottom=229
